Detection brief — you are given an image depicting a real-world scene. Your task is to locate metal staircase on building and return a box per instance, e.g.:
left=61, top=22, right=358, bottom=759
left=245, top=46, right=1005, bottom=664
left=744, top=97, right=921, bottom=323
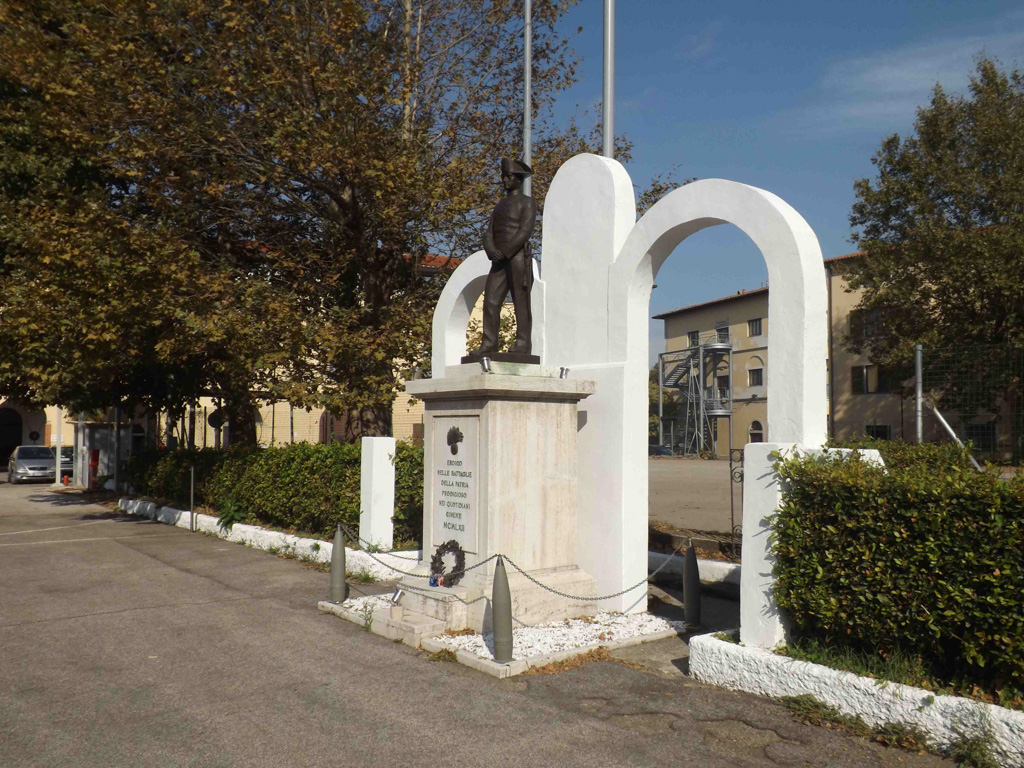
left=657, top=333, right=734, bottom=457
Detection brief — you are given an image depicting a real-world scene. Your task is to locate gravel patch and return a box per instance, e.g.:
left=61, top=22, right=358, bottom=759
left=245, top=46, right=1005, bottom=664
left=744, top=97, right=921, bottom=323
left=430, top=610, right=686, bottom=660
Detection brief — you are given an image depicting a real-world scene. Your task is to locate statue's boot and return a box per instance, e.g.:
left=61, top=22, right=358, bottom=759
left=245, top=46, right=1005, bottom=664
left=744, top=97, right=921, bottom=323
left=507, top=340, right=532, bottom=356
left=465, top=346, right=498, bottom=361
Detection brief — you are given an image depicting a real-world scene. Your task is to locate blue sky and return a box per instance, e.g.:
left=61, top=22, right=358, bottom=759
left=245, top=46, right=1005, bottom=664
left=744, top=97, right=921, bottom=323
left=544, top=1, right=1024, bottom=360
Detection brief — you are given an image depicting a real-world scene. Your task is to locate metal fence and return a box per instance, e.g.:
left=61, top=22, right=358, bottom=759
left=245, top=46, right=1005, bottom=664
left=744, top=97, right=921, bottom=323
left=918, top=344, right=1023, bottom=464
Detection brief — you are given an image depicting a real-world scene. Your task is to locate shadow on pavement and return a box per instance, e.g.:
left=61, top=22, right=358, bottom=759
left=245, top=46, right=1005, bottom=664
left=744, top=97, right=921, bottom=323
left=25, top=492, right=106, bottom=508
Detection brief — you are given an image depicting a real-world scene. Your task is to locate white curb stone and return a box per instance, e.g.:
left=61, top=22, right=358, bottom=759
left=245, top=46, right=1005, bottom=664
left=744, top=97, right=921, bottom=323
left=690, top=632, right=1024, bottom=765
left=118, top=497, right=421, bottom=580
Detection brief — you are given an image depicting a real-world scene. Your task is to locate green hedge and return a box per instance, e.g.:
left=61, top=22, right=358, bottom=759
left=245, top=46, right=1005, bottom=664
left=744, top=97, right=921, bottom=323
left=774, top=442, right=1024, bottom=692
left=127, top=442, right=424, bottom=545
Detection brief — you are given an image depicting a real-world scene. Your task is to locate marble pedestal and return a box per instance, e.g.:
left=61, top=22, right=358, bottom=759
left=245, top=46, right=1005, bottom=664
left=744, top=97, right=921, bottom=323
left=395, top=363, right=598, bottom=635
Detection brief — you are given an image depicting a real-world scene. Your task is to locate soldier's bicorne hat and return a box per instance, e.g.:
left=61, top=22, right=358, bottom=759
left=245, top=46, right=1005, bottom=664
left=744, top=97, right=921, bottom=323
left=501, top=158, right=533, bottom=177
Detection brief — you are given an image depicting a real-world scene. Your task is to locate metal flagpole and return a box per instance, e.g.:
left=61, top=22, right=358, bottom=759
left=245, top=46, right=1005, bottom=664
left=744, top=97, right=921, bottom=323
left=602, top=0, right=615, bottom=158
left=523, top=0, right=532, bottom=196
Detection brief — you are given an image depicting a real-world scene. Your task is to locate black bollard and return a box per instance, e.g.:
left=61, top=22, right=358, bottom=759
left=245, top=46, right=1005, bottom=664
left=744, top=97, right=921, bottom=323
left=330, top=525, right=349, bottom=603
left=683, top=540, right=701, bottom=628
left=491, top=557, right=513, bottom=663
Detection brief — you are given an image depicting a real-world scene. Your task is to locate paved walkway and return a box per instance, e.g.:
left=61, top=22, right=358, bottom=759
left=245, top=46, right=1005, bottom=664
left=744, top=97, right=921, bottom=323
left=0, top=479, right=949, bottom=767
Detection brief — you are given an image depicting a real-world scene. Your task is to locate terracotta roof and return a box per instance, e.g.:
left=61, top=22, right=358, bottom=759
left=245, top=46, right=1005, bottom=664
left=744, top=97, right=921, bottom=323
left=417, top=253, right=462, bottom=270
left=651, top=251, right=861, bottom=319
left=824, top=251, right=862, bottom=264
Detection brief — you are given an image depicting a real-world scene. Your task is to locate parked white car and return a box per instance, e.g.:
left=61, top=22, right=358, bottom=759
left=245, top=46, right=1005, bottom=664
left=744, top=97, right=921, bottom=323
left=7, top=446, right=56, bottom=484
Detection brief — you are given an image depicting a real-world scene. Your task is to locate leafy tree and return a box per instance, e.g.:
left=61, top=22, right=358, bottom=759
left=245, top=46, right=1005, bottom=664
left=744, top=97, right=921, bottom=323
left=0, top=0, right=586, bottom=439
left=843, top=58, right=1024, bottom=415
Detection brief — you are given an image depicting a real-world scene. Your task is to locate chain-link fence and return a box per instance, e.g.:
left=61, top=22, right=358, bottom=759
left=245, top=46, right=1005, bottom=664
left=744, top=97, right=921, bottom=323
left=921, top=344, right=1023, bottom=464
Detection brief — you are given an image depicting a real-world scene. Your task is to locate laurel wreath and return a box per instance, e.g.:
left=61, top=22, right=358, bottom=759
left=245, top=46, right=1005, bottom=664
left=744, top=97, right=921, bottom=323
left=429, top=539, right=466, bottom=587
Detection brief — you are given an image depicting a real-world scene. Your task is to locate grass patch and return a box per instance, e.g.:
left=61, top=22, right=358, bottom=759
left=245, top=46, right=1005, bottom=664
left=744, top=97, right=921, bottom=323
left=712, top=632, right=738, bottom=644
left=780, top=694, right=929, bottom=751
left=778, top=638, right=1023, bottom=711
left=946, top=720, right=995, bottom=768
left=347, top=569, right=378, bottom=584
left=428, top=649, right=457, bottom=663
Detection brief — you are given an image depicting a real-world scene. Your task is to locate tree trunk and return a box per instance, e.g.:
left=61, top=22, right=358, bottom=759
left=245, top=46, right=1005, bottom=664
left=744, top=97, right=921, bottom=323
left=224, top=394, right=258, bottom=446
left=336, top=405, right=392, bottom=442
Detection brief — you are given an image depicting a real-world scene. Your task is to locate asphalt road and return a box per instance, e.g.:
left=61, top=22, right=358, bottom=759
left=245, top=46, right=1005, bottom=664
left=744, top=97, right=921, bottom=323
left=0, top=478, right=949, bottom=767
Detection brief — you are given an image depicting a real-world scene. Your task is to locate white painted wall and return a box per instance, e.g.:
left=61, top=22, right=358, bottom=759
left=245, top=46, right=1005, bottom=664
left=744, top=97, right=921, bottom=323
left=359, top=436, right=396, bottom=550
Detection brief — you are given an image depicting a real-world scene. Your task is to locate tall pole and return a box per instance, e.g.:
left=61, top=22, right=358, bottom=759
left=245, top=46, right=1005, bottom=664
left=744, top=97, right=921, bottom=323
left=113, top=405, right=122, bottom=493
left=915, top=344, right=923, bottom=444
left=602, top=0, right=615, bottom=158
left=52, top=406, right=63, bottom=488
left=657, top=353, right=664, bottom=446
left=75, top=411, right=84, bottom=487
left=523, top=0, right=532, bottom=196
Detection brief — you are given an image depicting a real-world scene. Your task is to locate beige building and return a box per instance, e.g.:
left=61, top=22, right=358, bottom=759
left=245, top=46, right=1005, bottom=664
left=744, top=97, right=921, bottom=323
left=653, top=253, right=946, bottom=453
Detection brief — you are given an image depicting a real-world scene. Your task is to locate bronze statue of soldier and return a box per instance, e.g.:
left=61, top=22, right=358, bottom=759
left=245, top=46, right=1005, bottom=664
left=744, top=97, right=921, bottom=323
left=464, top=158, right=538, bottom=363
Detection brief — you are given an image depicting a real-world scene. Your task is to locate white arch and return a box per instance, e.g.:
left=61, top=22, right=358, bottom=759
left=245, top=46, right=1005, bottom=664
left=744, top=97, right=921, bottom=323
left=429, top=251, right=546, bottom=378
left=536, top=158, right=828, bottom=614
left=430, top=251, right=491, bottom=377
left=609, top=178, right=827, bottom=447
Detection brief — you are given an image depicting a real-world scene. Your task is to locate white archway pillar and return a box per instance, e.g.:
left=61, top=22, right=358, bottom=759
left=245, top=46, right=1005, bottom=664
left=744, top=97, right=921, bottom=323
left=540, top=157, right=828, bottom=642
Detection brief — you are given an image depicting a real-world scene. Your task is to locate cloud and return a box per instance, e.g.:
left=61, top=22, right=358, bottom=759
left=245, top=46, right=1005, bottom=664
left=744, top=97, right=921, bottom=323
left=786, top=23, right=1024, bottom=134
left=620, top=86, right=660, bottom=116
left=678, top=20, right=724, bottom=62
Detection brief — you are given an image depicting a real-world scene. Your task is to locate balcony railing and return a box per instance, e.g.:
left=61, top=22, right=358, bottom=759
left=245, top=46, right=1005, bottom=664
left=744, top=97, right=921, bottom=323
left=704, top=387, right=732, bottom=413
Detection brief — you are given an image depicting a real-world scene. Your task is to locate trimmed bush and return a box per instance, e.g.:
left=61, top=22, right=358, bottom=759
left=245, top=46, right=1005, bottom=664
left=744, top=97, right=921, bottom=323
left=128, top=442, right=424, bottom=545
left=127, top=447, right=228, bottom=507
left=774, top=444, right=1024, bottom=693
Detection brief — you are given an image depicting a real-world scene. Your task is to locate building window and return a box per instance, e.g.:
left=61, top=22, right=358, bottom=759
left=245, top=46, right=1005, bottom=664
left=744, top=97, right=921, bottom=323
left=748, top=318, right=762, bottom=337
left=715, top=323, right=729, bottom=343
left=865, top=424, right=891, bottom=440
left=748, top=368, right=763, bottom=387
left=849, top=308, right=881, bottom=342
left=687, top=330, right=700, bottom=348
left=851, top=364, right=892, bottom=394
left=749, top=420, right=764, bottom=443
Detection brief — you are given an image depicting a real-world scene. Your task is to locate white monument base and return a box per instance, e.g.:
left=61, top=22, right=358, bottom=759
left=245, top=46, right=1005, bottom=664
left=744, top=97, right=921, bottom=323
left=395, top=364, right=598, bottom=634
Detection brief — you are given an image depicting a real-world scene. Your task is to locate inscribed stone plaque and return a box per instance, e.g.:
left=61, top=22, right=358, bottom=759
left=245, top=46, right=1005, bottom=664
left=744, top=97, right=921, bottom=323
left=432, top=416, right=479, bottom=553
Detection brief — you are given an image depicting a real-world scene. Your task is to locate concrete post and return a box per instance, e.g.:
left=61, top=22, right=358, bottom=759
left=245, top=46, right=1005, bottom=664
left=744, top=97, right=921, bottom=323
left=359, top=436, right=396, bottom=550
left=739, top=442, right=789, bottom=648
left=492, top=557, right=513, bottom=662
left=683, top=541, right=701, bottom=627
left=329, top=525, right=348, bottom=603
